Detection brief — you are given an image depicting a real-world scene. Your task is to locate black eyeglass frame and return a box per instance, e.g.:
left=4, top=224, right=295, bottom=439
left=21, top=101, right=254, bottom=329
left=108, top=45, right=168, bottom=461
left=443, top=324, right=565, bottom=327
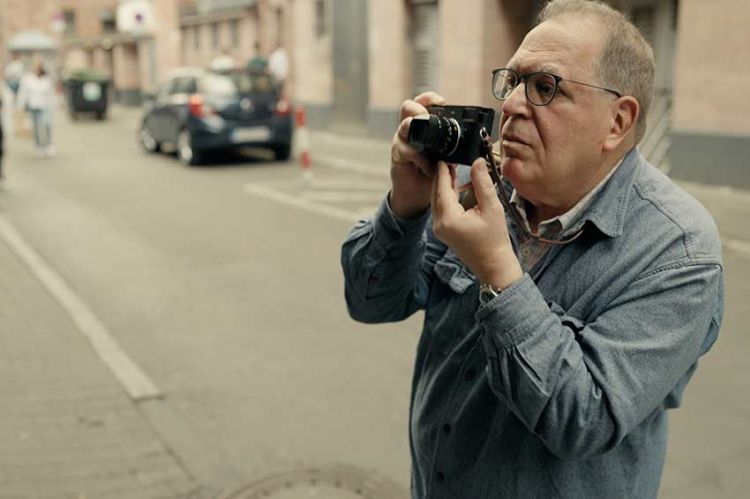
left=491, top=67, right=622, bottom=106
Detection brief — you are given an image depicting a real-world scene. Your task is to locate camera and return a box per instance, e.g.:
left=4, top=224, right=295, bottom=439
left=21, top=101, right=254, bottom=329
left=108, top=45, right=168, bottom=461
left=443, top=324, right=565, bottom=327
left=407, top=105, right=496, bottom=166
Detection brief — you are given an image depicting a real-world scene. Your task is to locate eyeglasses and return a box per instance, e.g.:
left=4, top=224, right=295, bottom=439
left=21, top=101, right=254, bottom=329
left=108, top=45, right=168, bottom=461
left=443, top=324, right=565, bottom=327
left=491, top=67, right=622, bottom=106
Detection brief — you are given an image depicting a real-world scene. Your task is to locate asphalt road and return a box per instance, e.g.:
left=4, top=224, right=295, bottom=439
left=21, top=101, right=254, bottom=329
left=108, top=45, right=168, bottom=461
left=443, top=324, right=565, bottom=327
left=0, top=107, right=415, bottom=497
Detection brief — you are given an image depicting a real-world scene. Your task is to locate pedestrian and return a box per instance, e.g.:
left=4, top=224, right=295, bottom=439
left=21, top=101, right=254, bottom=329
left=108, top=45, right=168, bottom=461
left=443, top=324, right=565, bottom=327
left=267, top=42, right=288, bottom=89
left=247, top=41, right=268, bottom=73
left=341, top=1, right=723, bottom=498
left=17, top=60, right=56, bottom=157
left=4, top=53, right=25, bottom=97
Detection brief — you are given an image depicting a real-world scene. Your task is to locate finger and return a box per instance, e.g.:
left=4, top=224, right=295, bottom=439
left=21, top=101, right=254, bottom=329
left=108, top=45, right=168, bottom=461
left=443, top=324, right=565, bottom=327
left=391, top=141, right=434, bottom=177
left=395, top=115, right=427, bottom=142
left=413, top=91, right=447, bottom=109
left=399, top=99, right=429, bottom=121
left=432, top=161, right=462, bottom=219
left=448, top=163, right=457, bottom=189
left=470, top=157, right=502, bottom=214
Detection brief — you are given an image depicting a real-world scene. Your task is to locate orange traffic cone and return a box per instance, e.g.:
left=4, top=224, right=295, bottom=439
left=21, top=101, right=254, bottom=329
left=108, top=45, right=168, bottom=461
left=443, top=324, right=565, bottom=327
left=295, top=106, right=313, bottom=182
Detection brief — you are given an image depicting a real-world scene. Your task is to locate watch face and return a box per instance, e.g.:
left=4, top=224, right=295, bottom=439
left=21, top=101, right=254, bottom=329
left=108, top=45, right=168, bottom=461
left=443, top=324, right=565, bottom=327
left=479, top=288, right=497, bottom=304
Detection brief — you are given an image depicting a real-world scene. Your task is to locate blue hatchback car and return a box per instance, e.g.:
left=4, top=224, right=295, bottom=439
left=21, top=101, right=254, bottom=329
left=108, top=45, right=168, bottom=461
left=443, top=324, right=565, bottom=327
left=138, top=67, right=293, bottom=165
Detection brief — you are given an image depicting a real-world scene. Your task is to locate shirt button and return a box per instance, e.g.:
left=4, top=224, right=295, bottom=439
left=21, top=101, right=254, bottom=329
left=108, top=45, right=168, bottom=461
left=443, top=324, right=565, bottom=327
left=442, top=423, right=451, bottom=435
left=436, top=471, right=445, bottom=483
left=464, top=368, right=476, bottom=381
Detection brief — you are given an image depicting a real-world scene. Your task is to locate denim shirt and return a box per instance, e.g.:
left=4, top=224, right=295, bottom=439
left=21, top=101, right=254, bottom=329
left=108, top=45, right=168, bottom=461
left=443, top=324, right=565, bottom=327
left=340, top=148, right=724, bottom=499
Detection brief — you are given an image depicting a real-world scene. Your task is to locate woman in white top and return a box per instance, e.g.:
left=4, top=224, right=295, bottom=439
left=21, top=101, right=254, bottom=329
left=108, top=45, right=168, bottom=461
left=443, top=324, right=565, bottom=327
left=17, top=61, right=56, bottom=157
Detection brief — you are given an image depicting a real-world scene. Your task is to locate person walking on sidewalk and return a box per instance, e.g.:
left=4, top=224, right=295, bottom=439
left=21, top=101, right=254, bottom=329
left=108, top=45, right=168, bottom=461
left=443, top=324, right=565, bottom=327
left=341, top=1, right=724, bottom=498
left=17, top=60, right=56, bottom=158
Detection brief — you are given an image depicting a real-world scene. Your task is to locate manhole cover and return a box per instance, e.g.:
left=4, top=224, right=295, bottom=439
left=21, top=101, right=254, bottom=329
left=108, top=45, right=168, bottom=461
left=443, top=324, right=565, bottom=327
left=220, top=465, right=409, bottom=499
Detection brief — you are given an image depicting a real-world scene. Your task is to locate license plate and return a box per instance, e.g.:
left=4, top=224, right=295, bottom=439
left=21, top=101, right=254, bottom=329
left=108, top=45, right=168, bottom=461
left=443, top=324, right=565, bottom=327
left=232, top=127, right=271, bottom=143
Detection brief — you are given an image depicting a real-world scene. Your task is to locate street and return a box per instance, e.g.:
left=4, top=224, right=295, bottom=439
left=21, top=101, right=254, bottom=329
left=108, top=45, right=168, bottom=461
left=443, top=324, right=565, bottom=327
left=0, top=105, right=749, bottom=498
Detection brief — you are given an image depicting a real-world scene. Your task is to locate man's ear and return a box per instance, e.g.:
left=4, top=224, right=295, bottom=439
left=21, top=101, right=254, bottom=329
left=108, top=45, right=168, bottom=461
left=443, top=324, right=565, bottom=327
left=603, top=96, right=639, bottom=151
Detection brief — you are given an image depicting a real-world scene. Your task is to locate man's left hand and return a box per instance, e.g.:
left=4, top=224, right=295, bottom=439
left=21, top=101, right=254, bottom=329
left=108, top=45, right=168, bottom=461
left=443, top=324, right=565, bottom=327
left=431, top=158, right=523, bottom=290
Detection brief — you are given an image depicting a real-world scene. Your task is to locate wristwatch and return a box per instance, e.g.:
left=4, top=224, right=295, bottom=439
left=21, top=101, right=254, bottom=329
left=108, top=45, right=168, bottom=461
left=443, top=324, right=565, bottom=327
left=479, top=282, right=502, bottom=304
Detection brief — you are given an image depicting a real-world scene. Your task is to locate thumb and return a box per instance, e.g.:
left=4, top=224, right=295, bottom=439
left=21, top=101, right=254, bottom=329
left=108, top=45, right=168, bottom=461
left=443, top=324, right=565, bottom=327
left=470, top=157, right=501, bottom=213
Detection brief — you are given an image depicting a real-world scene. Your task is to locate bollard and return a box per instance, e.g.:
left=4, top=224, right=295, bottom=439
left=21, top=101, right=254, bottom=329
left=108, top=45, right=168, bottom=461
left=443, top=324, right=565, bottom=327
left=295, top=106, right=313, bottom=183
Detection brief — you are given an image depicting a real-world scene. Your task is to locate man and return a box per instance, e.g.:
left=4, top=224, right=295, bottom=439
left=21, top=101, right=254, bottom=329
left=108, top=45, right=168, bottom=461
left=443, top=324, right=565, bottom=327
left=4, top=53, right=24, bottom=96
left=341, top=1, right=723, bottom=498
left=247, top=41, right=268, bottom=73
left=267, top=43, right=289, bottom=88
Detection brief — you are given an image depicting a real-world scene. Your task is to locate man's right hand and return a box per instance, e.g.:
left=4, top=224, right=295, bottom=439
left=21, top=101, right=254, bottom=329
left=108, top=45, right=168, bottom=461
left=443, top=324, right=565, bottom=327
left=389, top=91, right=446, bottom=219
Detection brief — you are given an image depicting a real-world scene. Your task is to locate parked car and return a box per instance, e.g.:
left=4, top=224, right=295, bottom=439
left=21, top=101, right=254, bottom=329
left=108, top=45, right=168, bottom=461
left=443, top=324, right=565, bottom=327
left=138, top=67, right=293, bottom=165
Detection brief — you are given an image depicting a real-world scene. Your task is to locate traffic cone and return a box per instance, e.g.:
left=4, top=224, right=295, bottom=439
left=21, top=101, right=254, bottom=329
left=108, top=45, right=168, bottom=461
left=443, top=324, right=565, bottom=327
left=295, top=106, right=313, bottom=183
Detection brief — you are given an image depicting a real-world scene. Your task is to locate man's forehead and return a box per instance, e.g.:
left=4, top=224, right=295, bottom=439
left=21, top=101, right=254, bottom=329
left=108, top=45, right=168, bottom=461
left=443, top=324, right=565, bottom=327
left=506, top=17, right=602, bottom=75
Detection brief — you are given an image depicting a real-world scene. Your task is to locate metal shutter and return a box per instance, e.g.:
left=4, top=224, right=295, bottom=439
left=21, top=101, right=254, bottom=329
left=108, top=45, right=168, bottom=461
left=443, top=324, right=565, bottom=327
left=412, top=1, right=439, bottom=96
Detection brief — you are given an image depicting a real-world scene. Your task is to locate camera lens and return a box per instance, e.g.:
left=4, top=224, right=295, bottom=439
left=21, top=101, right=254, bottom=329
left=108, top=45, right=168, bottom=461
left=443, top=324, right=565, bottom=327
left=408, top=115, right=462, bottom=159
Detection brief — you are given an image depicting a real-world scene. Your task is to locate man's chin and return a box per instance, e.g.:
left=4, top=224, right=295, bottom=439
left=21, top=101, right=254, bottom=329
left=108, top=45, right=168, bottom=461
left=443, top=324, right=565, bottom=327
left=500, top=157, right=525, bottom=181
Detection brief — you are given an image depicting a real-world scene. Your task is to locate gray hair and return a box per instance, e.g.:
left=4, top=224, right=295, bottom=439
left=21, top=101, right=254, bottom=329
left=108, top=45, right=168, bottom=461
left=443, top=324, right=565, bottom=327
left=537, top=0, right=655, bottom=143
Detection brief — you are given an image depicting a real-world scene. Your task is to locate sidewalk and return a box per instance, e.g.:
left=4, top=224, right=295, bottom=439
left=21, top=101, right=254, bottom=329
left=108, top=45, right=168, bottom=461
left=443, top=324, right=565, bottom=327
left=308, top=129, right=750, bottom=248
left=0, top=225, right=200, bottom=497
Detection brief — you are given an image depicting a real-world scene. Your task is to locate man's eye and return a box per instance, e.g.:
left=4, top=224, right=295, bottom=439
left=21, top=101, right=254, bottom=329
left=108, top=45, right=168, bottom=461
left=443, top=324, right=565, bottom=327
left=535, top=80, right=554, bottom=96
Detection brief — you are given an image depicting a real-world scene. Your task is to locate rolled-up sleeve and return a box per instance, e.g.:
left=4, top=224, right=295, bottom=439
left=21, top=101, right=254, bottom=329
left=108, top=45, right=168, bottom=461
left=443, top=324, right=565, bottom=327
left=476, top=261, right=723, bottom=460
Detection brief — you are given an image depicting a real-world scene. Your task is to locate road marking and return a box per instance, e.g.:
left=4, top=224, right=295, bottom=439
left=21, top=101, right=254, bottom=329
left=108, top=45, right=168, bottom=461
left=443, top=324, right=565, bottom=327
left=302, top=191, right=387, bottom=202
left=243, top=183, right=366, bottom=222
left=0, top=215, right=162, bottom=402
left=307, top=178, right=388, bottom=190
left=314, top=154, right=390, bottom=179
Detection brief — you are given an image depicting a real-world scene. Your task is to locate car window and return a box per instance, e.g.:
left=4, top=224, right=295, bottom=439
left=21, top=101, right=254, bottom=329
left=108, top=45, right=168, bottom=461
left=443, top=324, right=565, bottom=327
left=170, top=77, right=197, bottom=95
left=202, top=72, right=277, bottom=97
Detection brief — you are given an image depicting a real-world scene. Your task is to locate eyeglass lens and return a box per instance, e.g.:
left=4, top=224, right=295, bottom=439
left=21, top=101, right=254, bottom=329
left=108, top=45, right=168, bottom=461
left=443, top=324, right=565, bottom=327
left=494, top=70, right=558, bottom=106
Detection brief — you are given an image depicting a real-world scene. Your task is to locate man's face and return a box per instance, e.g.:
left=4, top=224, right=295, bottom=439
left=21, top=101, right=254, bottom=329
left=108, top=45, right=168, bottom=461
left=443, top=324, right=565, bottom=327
left=499, top=16, right=615, bottom=208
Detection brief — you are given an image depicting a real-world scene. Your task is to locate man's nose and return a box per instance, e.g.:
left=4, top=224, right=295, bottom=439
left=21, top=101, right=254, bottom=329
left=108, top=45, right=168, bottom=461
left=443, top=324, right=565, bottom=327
left=501, top=82, right=530, bottom=117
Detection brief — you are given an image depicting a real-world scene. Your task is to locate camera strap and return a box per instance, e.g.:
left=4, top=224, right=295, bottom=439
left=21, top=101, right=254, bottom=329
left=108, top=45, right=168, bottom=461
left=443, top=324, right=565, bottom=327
left=479, top=128, right=583, bottom=246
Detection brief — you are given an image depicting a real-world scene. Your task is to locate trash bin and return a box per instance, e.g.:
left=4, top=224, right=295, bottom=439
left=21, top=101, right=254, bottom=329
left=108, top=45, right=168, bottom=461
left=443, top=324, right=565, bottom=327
left=63, top=69, right=110, bottom=120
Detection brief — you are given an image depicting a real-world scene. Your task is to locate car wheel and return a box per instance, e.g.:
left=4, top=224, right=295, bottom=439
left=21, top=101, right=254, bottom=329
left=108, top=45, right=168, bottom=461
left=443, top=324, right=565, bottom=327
left=139, top=123, right=160, bottom=152
left=274, top=144, right=291, bottom=161
left=177, top=129, right=202, bottom=165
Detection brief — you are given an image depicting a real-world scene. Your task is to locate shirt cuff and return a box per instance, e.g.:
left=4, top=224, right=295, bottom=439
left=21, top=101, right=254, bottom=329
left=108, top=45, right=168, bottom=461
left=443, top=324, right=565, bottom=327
left=475, top=273, right=551, bottom=350
left=371, top=192, right=430, bottom=247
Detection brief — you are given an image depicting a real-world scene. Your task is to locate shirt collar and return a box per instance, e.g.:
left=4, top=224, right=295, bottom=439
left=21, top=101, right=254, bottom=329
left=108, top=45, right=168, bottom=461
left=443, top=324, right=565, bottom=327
left=509, top=148, right=641, bottom=238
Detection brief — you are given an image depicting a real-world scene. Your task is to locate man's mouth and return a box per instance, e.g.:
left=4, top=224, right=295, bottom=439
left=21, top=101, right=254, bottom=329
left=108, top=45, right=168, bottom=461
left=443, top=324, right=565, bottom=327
left=501, top=134, right=528, bottom=146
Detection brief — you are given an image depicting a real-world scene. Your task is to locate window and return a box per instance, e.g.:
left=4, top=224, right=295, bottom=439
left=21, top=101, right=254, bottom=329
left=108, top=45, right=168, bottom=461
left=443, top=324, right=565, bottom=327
left=194, top=26, right=201, bottom=50
left=230, top=19, right=240, bottom=48
left=101, top=9, right=116, bottom=33
left=63, top=9, right=76, bottom=36
left=315, top=0, right=328, bottom=37
left=170, top=77, right=197, bottom=95
left=211, top=23, right=219, bottom=49
left=411, top=1, right=439, bottom=95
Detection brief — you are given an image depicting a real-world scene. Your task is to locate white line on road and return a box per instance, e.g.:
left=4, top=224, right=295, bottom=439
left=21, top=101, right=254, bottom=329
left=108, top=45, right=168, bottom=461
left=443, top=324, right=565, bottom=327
left=302, top=191, right=387, bottom=202
left=307, top=178, right=388, bottom=190
left=313, top=154, right=390, bottom=179
left=0, top=215, right=162, bottom=402
left=243, top=183, right=366, bottom=222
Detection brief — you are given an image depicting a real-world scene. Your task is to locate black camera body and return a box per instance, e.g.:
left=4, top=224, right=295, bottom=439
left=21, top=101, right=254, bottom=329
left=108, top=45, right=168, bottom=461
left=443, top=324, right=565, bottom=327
left=407, top=105, right=496, bottom=166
